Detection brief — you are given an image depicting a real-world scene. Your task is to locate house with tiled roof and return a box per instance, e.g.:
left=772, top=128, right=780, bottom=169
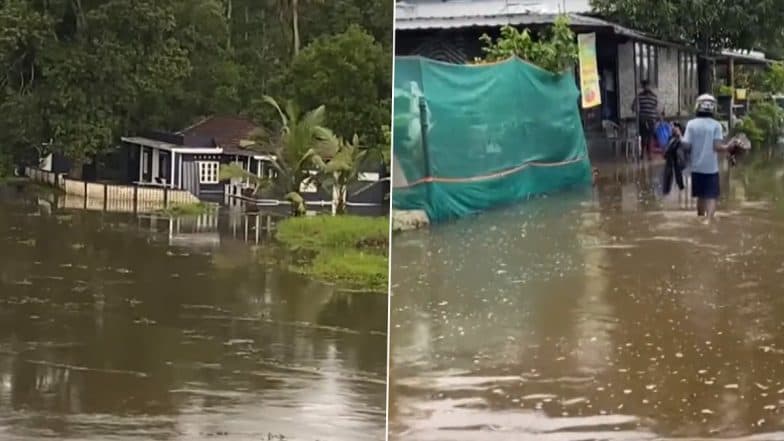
left=120, top=116, right=388, bottom=208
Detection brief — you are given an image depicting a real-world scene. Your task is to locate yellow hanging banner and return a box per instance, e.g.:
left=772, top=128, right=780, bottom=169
left=577, top=33, right=601, bottom=109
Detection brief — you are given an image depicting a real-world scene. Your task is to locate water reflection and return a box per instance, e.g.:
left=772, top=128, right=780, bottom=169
left=0, top=186, right=386, bottom=441
left=390, top=159, right=784, bottom=440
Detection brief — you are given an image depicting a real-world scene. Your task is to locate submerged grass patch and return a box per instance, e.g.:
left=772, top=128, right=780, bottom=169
left=156, top=202, right=211, bottom=216
left=310, top=249, right=388, bottom=291
left=3, top=177, right=63, bottom=195
left=276, top=215, right=389, bottom=292
left=276, top=215, right=389, bottom=250
left=0, top=176, right=28, bottom=185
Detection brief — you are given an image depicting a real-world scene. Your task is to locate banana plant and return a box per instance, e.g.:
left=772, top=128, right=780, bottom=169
left=307, top=134, right=382, bottom=216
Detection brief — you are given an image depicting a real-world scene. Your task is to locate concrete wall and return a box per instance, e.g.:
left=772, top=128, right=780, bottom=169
left=658, top=46, right=680, bottom=116
left=618, top=42, right=636, bottom=120
left=619, top=42, right=686, bottom=121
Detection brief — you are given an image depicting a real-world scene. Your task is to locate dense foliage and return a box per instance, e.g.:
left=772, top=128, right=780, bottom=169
left=590, top=0, right=784, bottom=54
left=0, top=0, right=392, bottom=177
left=476, top=15, right=578, bottom=73
left=732, top=63, right=784, bottom=151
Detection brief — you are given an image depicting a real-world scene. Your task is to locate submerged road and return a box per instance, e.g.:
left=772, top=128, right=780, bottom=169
left=389, top=159, right=784, bottom=440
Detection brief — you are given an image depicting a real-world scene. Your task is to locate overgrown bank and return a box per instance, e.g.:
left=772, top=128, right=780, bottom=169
left=276, top=215, right=389, bottom=292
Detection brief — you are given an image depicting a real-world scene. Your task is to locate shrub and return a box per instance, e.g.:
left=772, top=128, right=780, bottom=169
left=476, top=15, right=578, bottom=73
left=736, top=100, right=784, bottom=148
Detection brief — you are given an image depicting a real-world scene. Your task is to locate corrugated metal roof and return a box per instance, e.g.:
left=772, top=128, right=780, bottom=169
left=395, top=1, right=687, bottom=49
left=395, top=1, right=775, bottom=62
left=396, top=0, right=585, bottom=19
left=399, top=3, right=618, bottom=31
left=718, top=49, right=772, bottom=64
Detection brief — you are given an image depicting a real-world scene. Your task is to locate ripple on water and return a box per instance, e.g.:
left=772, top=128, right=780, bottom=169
left=390, top=161, right=784, bottom=440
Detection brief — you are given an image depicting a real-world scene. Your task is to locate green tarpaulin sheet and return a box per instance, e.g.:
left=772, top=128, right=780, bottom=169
left=392, top=56, right=592, bottom=222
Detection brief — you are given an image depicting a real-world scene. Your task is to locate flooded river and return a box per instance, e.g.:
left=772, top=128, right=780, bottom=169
left=0, top=185, right=387, bottom=441
left=389, top=159, right=784, bottom=440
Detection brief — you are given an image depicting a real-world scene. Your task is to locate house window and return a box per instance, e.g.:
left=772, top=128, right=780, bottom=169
left=635, top=42, right=659, bottom=86
left=358, top=172, right=380, bottom=182
left=299, top=170, right=318, bottom=193
left=198, top=161, right=219, bottom=184
left=258, top=161, right=278, bottom=180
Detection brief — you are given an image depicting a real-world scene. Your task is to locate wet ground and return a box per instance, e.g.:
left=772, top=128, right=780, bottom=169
left=389, top=158, right=784, bottom=440
left=0, top=185, right=387, bottom=441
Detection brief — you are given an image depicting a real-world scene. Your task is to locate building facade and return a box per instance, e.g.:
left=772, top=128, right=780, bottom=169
left=121, top=116, right=389, bottom=208
left=395, top=1, right=768, bottom=159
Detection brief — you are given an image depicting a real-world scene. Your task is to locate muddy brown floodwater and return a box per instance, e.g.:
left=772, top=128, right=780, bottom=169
left=390, top=160, right=784, bottom=441
left=0, top=185, right=387, bottom=441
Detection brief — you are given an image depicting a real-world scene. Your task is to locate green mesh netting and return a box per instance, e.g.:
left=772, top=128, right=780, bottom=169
left=392, top=56, right=592, bottom=223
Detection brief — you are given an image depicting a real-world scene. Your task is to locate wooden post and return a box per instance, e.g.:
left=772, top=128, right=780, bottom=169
left=164, top=187, right=169, bottom=208
left=84, top=181, right=88, bottom=209
left=103, top=184, right=108, bottom=211
left=255, top=214, right=260, bottom=244
left=133, top=186, right=138, bottom=213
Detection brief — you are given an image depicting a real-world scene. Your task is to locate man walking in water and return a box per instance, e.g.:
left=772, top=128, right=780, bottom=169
left=682, top=94, right=736, bottom=220
left=632, top=80, right=659, bottom=159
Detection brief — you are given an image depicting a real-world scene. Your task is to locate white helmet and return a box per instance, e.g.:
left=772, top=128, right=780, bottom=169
left=695, top=94, right=718, bottom=115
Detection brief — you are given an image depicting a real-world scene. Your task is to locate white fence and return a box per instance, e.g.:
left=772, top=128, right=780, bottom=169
left=26, top=167, right=199, bottom=213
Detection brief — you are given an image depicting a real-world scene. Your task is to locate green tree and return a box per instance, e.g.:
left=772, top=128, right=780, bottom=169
left=286, top=25, right=391, bottom=152
left=299, top=0, right=393, bottom=48
left=43, top=0, right=191, bottom=173
left=590, top=0, right=784, bottom=54
left=172, top=0, right=241, bottom=119
left=272, top=0, right=325, bottom=58
left=0, top=0, right=392, bottom=188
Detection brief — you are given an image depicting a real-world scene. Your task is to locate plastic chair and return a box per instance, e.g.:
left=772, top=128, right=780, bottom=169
left=601, top=120, right=624, bottom=157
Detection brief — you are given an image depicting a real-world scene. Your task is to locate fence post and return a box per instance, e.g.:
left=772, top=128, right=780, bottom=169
left=133, top=186, right=138, bottom=213
left=103, top=184, right=108, bottom=211
left=164, top=188, right=169, bottom=208
left=84, top=181, right=88, bottom=209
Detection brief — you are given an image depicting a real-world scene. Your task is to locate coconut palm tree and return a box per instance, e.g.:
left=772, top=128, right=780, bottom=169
left=221, top=95, right=337, bottom=216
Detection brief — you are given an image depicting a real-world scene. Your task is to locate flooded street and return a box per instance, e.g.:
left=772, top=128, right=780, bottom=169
left=389, top=159, right=784, bottom=440
left=0, top=186, right=387, bottom=441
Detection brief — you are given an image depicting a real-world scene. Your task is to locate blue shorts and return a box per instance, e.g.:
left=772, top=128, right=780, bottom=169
left=691, top=172, right=720, bottom=199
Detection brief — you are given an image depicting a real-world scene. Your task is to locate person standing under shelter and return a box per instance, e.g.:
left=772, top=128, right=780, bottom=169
left=682, top=94, right=737, bottom=221
left=631, top=80, right=659, bottom=160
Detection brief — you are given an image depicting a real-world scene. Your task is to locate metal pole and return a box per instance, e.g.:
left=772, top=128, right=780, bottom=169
left=418, top=97, right=432, bottom=204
